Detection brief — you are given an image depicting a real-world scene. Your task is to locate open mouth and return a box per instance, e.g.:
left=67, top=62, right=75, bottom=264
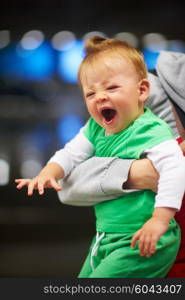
left=101, top=109, right=117, bottom=123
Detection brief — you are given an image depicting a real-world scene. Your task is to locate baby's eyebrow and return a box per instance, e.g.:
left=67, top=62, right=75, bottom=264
left=84, top=87, right=94, bottom=93
left=83, top=78, right=119, bottom=94
left=86, top=90, right=94, bottom=94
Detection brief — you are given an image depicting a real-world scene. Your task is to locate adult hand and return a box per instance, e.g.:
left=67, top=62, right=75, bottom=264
left=123, top=159, right=159, bottom=193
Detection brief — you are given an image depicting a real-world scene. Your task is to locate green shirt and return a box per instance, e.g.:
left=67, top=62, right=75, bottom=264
left=84, top=107, right=174, bottom=232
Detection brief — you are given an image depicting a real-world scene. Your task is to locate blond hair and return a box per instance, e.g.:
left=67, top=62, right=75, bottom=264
left=78, top=36, right=147, bottom=82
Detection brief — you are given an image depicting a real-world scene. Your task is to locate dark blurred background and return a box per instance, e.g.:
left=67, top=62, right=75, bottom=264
left=0, top=0, right=185, bottom=277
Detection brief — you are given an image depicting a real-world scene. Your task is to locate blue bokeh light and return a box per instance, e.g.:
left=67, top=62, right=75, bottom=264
left=0, top=42, right=55, bottom=80
left=58, top=40, right=85, bottom=83
left=57, top=114, right=85, bottom=145
left=143, top=48, right=160, bottom=70
left=31, top=124, right=54, bottom=151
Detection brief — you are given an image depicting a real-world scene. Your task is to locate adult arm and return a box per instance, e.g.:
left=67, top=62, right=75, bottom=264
left=58, top=157, right=159, bottom=206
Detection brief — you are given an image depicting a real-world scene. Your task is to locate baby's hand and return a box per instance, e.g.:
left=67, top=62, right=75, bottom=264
left=15, top=176, right=62, bottom=196
left=130, top=217, right=169, bottom=257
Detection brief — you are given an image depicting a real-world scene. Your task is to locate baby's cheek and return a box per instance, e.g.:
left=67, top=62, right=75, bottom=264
left=89, top=108, right=102, bottom=124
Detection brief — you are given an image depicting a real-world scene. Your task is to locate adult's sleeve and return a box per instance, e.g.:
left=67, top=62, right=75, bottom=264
left=58, top=157, right=135, bottom=206
left=147, top=73, right=178, bottom=138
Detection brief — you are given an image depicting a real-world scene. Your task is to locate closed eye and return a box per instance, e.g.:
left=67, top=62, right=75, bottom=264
left=107, top=85, right=119, bottom=90
left=86, top=91, right=95, bottom=98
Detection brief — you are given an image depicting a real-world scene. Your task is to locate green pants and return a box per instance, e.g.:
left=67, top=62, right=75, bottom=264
left=78, top=220, right=180, bottom=278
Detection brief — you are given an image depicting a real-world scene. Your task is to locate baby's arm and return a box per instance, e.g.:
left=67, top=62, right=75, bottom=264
left=131, top=139, right=185, bottom=257
left=131, top=207, right=176, bottom=257
left=15, top=162, right=64, bottom=196
left=15, top=126, right=94, bottom=195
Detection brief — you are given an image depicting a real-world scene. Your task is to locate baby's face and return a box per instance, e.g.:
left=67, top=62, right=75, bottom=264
left=81, top=57, right=149, bottom=135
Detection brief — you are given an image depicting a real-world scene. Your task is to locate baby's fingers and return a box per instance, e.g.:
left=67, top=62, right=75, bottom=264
left=148, top=238, right=157, bottom=256
left=27, top=180, right=38, bottom=196
left=141, top=236, right=152, bottom=257
left=142, top=236, right=158, bottom=257
left=15, top=179, right=31, bottom=189
left=50, top=178, right=62, bottom=191
left=37, top=181, right=46, bottom=195
left=131, top=229, right=142, bottom=248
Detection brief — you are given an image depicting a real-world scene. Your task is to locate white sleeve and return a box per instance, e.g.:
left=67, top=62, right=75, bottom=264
left=48, top=126, right=95, bottom=177
left=144, top=139, right=185, bottom=210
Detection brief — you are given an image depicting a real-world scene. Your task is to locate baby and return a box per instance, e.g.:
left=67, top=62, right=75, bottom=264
left=16, top=36, right=185, bottom=277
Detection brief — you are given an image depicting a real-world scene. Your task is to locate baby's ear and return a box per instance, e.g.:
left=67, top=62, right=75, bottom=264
left=139, top=79, right=150, bottom=103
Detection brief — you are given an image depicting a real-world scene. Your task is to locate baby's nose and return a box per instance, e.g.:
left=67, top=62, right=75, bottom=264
left=96, top=92, right=107, bottom=102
